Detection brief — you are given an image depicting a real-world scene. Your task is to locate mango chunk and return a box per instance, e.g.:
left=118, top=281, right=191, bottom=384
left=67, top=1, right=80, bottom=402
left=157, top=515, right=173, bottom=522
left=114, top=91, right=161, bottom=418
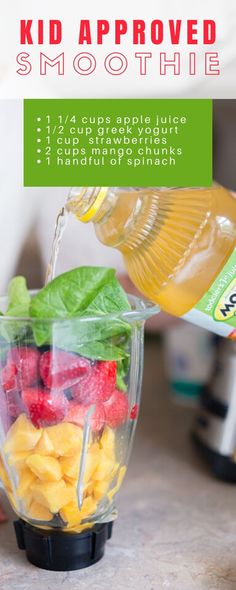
left=0, top=456, right=12, bottom=492
left=26, top=454, right=62, bottom=482
left=8, top=451, right=30, bottom=470
left=83, top=448, right=100, bottom=485
left=84, top=482, right=94, bottom=497
left=60, top=450, right=81, bottom=481
left=4, top=414, right=41, bottom=453
left=63, top=475, right=77, bottom=486
left=60, top=496, right=97, bottom=528
left=93, top=450, right=114, bottom=482
left=80, top=495, right=97, bottom=517
left=100, top=427, right=115, bottom=459
left=47, top=423, right=83, bottom=457
left=68, top=522, right=93, bottom=534
left=17, top=466, right=36, bottom=499
left=35, top=430, right=55, bottom=456
left=93, top=479, right=110, bottom=501
left=28, top=500, right=52, bottom=522
left=31, top=480, right=75, bottom=513
left=107, top=466, right=127, bottom=502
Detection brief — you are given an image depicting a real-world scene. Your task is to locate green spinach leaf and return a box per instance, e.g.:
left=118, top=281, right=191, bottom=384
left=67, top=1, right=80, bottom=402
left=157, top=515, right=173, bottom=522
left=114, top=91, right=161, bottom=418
left=30, top=267, right=131, bottom=356
left=0, top=276, right=31, bottom=342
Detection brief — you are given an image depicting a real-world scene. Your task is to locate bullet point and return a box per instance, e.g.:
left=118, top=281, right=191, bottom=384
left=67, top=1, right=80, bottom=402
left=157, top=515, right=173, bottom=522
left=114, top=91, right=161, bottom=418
left=37, top=128, right=41, bottom=132
left=36, top=160, right=41, bottom=164
left=37, top=138, right=41, bottom=143
left=37, top=149, right=41, bottom=153
left=37, top=117, right=41, bottom=122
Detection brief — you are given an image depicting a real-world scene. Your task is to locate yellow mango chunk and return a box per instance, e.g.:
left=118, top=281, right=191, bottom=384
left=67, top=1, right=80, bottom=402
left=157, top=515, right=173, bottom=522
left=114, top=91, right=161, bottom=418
left=100, top=427, right=115, bottom=459
left=83, top=447, right=100, bottom=485
left=26, top=454, right=62, bottom=482
left=92, top=464, right=119, bottom=501
left=68, top=522, right=93, bottom=534
left=60, top=500, right=81, bottom=527
left=4, top=414, right=41, bottom=453
left=0, top=456, right=12, bottom=492
left=35, top=430, right=55, bottom=456
left=80, top=495, right=97, bottom=518
left=107, top=466, right=127, bottom=502
left=60, top=443, right=99, bottom=484
left=93, top=450, right=114, bottom=482
left=61, top=496, right=97, bottom=527
left=31, top=480, right=75, bottom=513
left=63, top=475, right=76, bottom=486
left=60, top=450, right=81, bottom=480
left=110, top=462, right=120, bottom=480
left=23, top=491, right=34, bottom=511
left=84, top=482, right=94, bottom=497
left=28, top=500, right=52, bottom=522
left=8, top=451, right=30, bottom=471
left=47, top=423, right=83, bottom=457
left=93, top=479, right=110, bottom=501
left=17, top=466, right=36, bottom=499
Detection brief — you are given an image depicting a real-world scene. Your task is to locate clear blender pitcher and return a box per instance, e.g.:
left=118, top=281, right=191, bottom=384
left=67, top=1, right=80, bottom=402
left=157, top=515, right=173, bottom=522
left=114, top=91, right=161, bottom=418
left=0, top=292, right=158, bottom=571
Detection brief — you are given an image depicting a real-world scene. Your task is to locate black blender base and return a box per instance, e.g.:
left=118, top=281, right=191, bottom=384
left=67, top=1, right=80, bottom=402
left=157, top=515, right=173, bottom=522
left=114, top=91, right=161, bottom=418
left=192, top=433, right=236, bottom=483
left=14, top=519, right=113, bottom=571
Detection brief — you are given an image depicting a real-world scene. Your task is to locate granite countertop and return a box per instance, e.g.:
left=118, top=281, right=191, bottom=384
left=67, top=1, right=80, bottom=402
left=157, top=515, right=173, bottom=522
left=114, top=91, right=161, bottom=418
left=0, top=337, right=235, bottom=590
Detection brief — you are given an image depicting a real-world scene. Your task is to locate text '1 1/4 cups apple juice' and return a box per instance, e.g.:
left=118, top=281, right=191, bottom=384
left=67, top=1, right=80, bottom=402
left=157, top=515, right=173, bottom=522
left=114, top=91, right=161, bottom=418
left=66, top=185, right=236, bottom=339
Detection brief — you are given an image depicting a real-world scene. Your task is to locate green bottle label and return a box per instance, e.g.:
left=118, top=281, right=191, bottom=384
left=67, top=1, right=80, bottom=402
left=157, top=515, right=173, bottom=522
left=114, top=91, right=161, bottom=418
left=183, top=248, right=236, bottom=339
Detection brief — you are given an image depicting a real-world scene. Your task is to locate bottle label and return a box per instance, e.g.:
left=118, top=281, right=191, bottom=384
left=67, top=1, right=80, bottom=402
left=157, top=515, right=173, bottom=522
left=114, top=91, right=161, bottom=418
left=182, top=248, right=236, bottom=340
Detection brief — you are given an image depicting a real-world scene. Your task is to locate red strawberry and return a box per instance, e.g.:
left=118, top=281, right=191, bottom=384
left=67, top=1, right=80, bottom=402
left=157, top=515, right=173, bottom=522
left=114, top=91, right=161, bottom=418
left=40, top=350, right=91, bottom=390
left=7, top=347, right=40, bottom=388
left=66, top=401, right=105, bottom=432
left=130, top=404, right=139, bottom=420
left=103, top=389, right=129, bottom=429
left=22, top=387, right=68, bottom=428
left=1, top=363, right=18, bottom=391
left=5, top=390, right=24, bottom=418
left=72, top=361, right=117, bottom=404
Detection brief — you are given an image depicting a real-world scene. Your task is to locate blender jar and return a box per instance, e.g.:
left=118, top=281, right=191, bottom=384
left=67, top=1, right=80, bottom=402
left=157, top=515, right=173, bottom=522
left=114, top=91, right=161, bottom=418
left=0, top=293, right=158, bottom=570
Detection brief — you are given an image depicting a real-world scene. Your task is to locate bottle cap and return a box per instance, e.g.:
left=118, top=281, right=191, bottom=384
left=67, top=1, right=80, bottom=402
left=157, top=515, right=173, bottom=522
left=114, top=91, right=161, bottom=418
left=77, top=187, right=108, bottom=222
left=14, top=519, right=113, bottom=571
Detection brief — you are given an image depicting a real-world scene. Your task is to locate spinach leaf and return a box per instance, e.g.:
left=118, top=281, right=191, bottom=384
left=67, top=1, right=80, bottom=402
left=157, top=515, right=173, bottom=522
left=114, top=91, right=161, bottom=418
left=58, top=339, right=130, bottom=362
left=0, top=276, right=31, bottom=342
left=7, top=276, right=31, bottom=318
left=30, top=267, right=119, bottom=320
left=116, top=356, right=130, bottom=391
left=30, top=267, right=131, bottom=355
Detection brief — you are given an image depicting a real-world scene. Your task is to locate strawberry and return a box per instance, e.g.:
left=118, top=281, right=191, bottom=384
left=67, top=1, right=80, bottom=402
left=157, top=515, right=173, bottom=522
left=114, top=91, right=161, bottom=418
left=7, top=347, right=40, bottom=388
left=66, top=400, right=105, bottom=432
left=71, top=360, right=117, bottom=404
left=130, top=403, right=139, bottom=420
left=40, top=350, right=91, bottom=390
left=103, top=389, right=129, bottom=429
left=1, top=363, right=18, bottom=391
left=5, top=390, right=24, bottom=418
left=22, top=387, right=68, bottom=428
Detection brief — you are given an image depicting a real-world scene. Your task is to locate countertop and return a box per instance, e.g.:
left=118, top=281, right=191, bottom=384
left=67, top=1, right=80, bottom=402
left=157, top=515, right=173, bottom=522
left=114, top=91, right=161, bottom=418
left=0, top=337, right=235, bottom=590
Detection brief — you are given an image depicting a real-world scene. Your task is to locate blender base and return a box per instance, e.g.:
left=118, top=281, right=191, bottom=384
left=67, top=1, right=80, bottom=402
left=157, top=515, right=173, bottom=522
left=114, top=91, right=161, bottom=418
left=14, top=519, right=113, bottom=571
left=192, top=433, right=236, bottom=482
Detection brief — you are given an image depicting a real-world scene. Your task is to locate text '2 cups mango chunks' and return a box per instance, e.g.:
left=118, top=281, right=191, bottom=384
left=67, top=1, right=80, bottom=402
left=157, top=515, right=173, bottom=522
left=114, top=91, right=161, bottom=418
left=67, top=185, right=236, bottom=339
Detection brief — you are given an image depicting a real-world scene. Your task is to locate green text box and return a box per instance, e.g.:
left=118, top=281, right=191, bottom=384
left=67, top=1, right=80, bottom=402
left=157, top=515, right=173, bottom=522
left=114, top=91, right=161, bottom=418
left=24, top=99, right=212, bottom=187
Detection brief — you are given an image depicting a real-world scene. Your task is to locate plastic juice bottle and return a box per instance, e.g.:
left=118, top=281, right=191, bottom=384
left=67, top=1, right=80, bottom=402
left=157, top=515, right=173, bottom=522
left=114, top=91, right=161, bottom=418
left=66, top=185, right=236, bottom=338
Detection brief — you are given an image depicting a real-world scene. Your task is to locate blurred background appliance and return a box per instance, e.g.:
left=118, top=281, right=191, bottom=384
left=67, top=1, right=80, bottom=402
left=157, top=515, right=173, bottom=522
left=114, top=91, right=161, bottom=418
left=193, top=339, right=236, bottom=482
